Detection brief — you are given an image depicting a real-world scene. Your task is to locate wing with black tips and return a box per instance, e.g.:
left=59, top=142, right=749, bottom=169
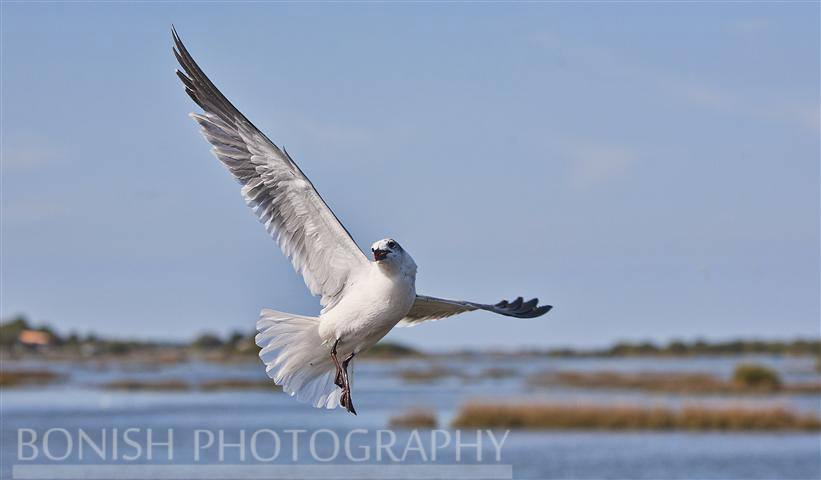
left=398, top=294, right=552, bottom=326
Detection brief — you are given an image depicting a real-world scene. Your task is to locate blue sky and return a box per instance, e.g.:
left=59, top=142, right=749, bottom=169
left=2, top=3, right=819, bottom=349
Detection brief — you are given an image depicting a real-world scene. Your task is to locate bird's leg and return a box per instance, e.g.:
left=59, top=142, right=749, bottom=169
left=340, top=352, right=357, bottom=415
left=331, top=340, right=356, bottom=415
left=342, top=352, right=355, bottom=377
left=330, top=339, right=344, bottom=389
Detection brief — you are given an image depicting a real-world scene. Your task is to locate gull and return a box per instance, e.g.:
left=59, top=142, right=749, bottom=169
left=172, top=28, right=552, bottom=415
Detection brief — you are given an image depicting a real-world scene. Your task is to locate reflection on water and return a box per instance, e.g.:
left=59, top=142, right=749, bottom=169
left=2, top=355, right=819, bottom=479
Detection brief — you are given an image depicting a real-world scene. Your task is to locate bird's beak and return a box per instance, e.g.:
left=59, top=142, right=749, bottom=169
left=373, top=249, right=388, bottom=261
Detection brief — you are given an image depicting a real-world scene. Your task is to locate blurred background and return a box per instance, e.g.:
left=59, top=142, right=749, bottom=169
left=2, top=3, right=819, bottom=479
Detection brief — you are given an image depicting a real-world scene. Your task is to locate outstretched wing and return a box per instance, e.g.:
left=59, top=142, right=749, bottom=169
left=398, top=294, right=552, bottom=326
left=172, top=28, right=369, bottom=310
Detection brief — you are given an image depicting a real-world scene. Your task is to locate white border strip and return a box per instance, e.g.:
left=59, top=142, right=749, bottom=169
left=13, top=464, right=513, bottom=480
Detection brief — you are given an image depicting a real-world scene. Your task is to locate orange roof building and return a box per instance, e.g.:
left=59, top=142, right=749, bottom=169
left=18, top=330, right=51, bottom=346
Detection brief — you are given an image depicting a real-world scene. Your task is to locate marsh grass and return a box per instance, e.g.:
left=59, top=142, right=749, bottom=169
left=0, top=369, right=64, bottom=387
left=451, top=403, right=821, bottom=431
left=398, top=366, right=466, bottom=383
left=200, top=379, right=280, bottom=391
left=783, top=383, right=821, bottom=394
left=101, top=378, right=282, bottom=392
left=389, top=409, right=438, bottom=428
left=533, top=371, right=727, bottom=393
left=732, top=363, right=781, bottom=390
left=363, top=342, right=421, bottom=359
left=480, top=367, right=519, bottom=379
left=530, top=367, right=821, bottom=394
left=102, top=379, right=190, bottom=391
left=398, top=365, right=518, bottom=383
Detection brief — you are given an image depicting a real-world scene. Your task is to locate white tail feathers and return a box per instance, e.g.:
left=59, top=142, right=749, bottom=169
left=255, top=309, right=342, bottom=409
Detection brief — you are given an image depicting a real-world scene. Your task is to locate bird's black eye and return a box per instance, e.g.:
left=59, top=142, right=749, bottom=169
left=387, top=241, right=396, bottom=249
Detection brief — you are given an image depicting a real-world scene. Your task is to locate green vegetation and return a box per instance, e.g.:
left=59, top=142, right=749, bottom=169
left=3, top=313, right=818, bottom=362
left=0, top=316, right=31, bottom=347
left=530, top=364, right=820, bottom=394
left=732, top=363, right=781, bottom=391
left=363, top=341, right=420, bottom=359
left=389, top=409, right=438, bottom=428
left=0, top=315, right=61, bottom=347
left=451, top=403, right=821, bottom=431
left=192, top=332, right=224, bottom=350
left=549, top=339, right=821, bottom=357
left=1, top=315, right=423, bottom=365
left=0, top=370, right=65, bottom=387
left=0, top=315, right=165, bottom=355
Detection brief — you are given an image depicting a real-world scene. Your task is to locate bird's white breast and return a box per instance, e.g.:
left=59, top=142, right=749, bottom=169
left=318, top=261, right=416, bottom=353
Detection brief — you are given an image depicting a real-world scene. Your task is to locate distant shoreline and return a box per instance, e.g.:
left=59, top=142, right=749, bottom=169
left=2, top=314, right=819, bottom=361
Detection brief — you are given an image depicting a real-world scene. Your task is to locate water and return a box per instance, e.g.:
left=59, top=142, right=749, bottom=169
left=2, top=355, right=819, bottom=479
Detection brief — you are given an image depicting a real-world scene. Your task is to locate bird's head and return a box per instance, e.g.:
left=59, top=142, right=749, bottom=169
left=371, top=238, right=401, bottom=263
left=371, top=238, right=417, bottom=276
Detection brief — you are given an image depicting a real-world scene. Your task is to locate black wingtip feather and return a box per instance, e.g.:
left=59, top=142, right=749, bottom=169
left=508, top=297, right=524, bottom=310
left=185, top=88, right=200, bottom=106
left=489, top=297, right=552, bottom=318
left=519, top=298, right=539, bottom=312
left=176, top=69, right=195, bottom=90
left=171, top=26, right=270, bottom=142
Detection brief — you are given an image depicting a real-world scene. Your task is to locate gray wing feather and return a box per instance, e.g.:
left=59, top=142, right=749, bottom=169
left=398, top=295, right=552, bottom=327
left=172, top=28, right=368, bottom=310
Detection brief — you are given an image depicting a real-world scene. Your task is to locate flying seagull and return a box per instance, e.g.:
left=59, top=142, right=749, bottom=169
left=172, top=28, right=552, bottom=414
